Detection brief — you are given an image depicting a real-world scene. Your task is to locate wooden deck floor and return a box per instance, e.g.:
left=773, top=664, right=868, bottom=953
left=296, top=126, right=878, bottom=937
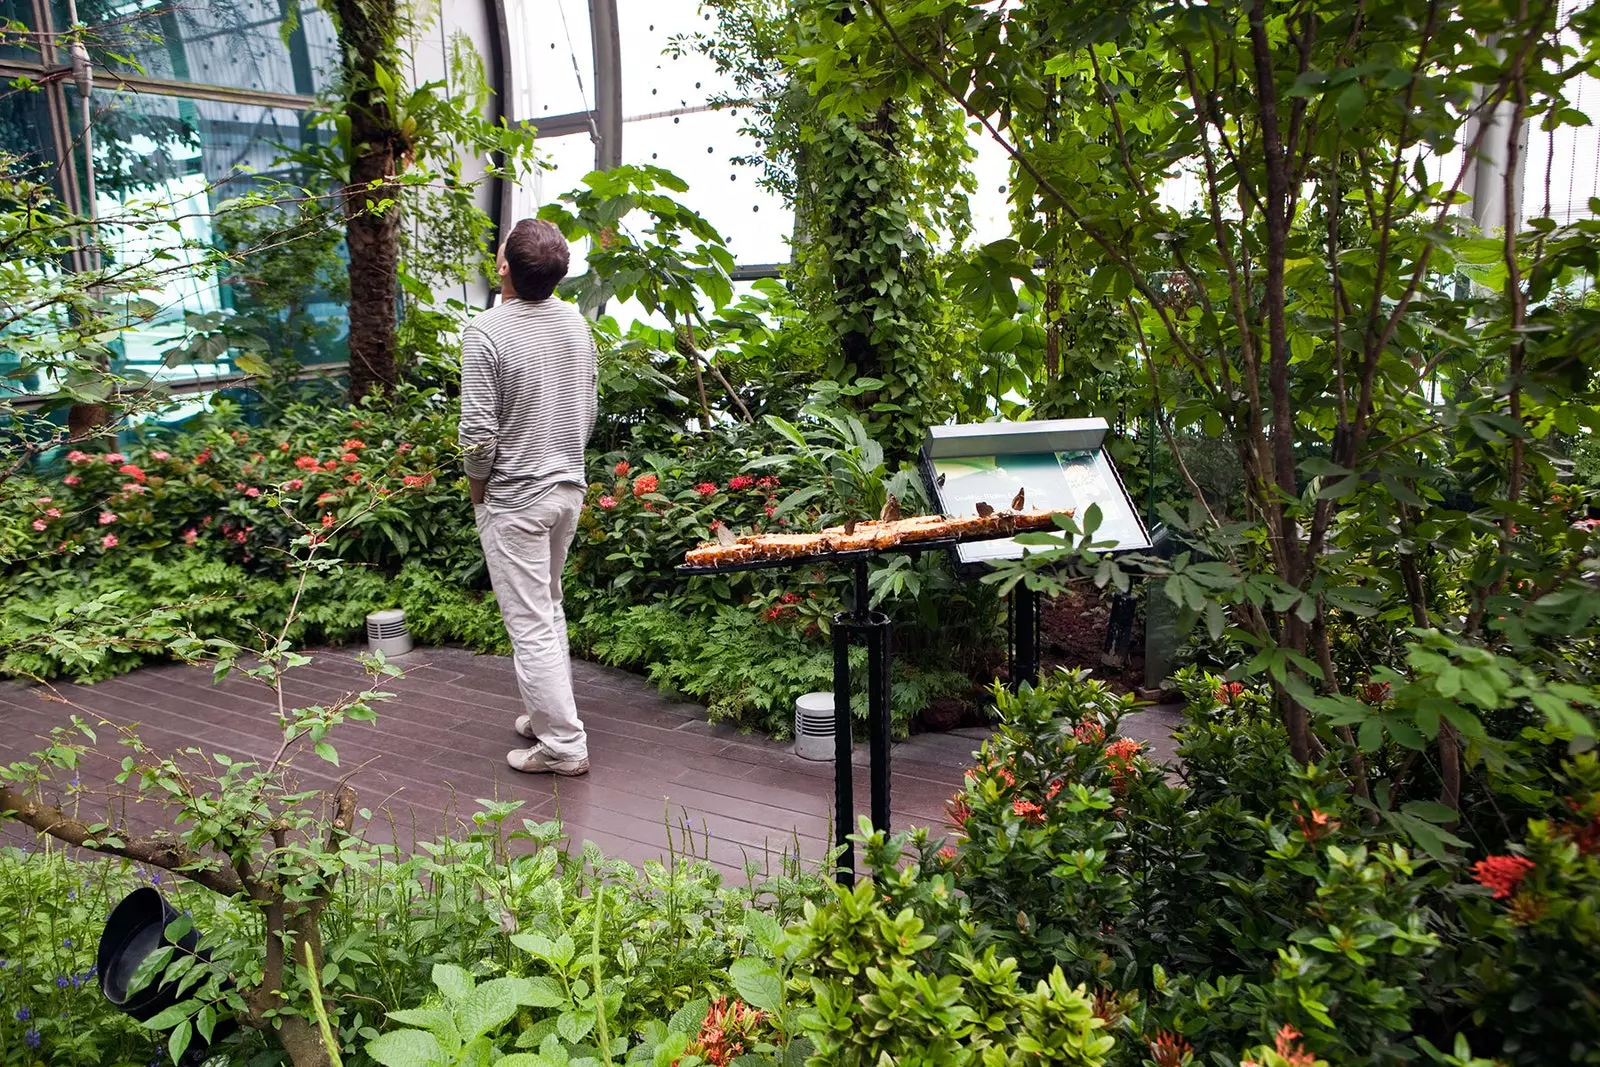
left=0, top=647, right=998, bottom=875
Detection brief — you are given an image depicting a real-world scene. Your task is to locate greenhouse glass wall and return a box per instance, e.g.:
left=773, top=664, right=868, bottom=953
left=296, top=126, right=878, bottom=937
left=2, top=0, right=1595, bottom=397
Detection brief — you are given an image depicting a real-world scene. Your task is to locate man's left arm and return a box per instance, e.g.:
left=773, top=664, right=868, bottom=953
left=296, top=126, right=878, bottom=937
left=459, top=327, right=499, bottom=505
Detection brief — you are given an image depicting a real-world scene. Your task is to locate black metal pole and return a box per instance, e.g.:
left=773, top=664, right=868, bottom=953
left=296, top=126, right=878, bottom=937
left=867, top=613, right=892, bottom=832
left=1012, top=582, right=1040, bottom=690
left=832, top=611, right=855, bottom=887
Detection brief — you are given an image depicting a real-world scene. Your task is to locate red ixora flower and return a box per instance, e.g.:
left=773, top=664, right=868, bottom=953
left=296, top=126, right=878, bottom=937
left=183, top=529, right=198, bottom=546
left=118, top=463, right=146, bottom=482
left=695, top=482, right=718, bottom=497
left=947, top=794, right=972, bottom=829
left=598, top=495, right=618, bottom=509
left=65, top=450, right=91, bottom=464
left=343, top=438, right=365, bottom=450
left=613, top=460, right=630, bottom=477
left=244, top=487, right=261, bottom=498
left=681, top=997, right=764, bottom=1067
left=340, top=452, right=359, bottom=464
left=1012, top=798, right=1046, bottom=824
left=63, top=475, right=80, bottom=486
left=98, top=512, right=117, bottom=525
left=285, top=479, right=303, bottom=491
left=1075, top=721, right=1105, bottom=744
left=321, top=513, right=335, bottom=529
left=632, top=474, right=659, bottom=497
left=402, top=474, right=434, bottom=488
left=322, top=459, right=339, bottom=471
left=936, top=845, right=959, bottom=865
left=756, top=475, right=780, bottom=490
left=1473, top=854, right=1535, bottom=899
left=295, top=455, right=320, bottom=470
left=1147, top=1031, right=1193, bottom=1067
left=1106, top=738, right=1141, bottom=761
left=1270, top=1025, right=1316, bottom=1067
left=1215, top=680, right=1246, bottom=705
left=101, top=533, right=118, bottom=549
left=1294, top=803, right=1339, bottom=841
left=1361, top=681, right=1391, bottom=705
left=150, top=450, right=171, bottom=461
left=727, top=475, right=755, bottom=491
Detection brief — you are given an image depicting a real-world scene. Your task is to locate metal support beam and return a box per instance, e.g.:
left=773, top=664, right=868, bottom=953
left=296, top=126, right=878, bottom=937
left=588, top=0, right=623, bottom=171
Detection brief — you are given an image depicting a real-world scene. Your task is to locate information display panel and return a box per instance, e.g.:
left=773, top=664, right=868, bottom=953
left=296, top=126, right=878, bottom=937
left=921, top=419, right=1150, bottom=568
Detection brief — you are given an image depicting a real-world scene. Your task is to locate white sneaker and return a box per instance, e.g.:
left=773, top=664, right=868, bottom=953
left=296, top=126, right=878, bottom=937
left=506, top=744, right=589, bottom=777
left=514, top=715, right=538, bottom=741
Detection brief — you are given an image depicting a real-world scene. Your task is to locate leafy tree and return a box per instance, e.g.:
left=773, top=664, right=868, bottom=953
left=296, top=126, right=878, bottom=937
left=803, top=0, right=1600, bottom=819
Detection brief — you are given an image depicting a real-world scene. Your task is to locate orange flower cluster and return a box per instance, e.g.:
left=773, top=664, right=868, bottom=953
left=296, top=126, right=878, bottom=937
left=679, top=998, right=764, bottom=1067
left=1293, top=802, right=1339, bottom=842
left=1012, top=798, right=1046, bottom=824
left=1104, top=737, right=1142, bottom=794
left=947, top=794, right=972, bottom=830
left=1473, top=854, right=1535, bottom=900
left=1243, top=1025, right=1316, bottom=1067
left=1075, top=720, right=1105, bottom=744
left=1147, top=1030, right=1193, bottom=1067
left=1215, top=681, right=1245, bottom=705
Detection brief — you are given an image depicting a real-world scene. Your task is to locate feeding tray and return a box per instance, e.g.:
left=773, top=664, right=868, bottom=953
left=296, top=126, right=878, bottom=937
left=677, top=510, right=1071, bottom=575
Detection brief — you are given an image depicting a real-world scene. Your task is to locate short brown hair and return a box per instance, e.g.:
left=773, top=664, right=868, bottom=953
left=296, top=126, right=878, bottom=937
left=503, top=219, right=570, bottom=301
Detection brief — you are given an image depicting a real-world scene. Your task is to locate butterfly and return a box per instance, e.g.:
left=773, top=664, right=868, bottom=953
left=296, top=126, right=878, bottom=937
left=975, top=501, right=994, bottom=518
left=1012, top=487, right=1025, bottom=511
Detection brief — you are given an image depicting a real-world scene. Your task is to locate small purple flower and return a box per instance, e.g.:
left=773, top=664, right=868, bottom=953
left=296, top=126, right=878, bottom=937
left=15, top=1006, right=31, bottom=1021
left=62, top=938, right=71, bottom=947
left=25, top=1028, right=41, bottom=1048
left=67, top=890, right=76, bottom=901
left=149, top=872, right=162, bottom=886
left=56, top=976, right=69, bottom=988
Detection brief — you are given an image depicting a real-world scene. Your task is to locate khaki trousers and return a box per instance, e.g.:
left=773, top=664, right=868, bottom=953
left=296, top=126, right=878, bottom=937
left=474, top=483, right=588, bottom=760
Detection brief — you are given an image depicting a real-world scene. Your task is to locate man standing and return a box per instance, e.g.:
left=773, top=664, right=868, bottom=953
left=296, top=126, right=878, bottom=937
left=459, top=219, right=597, bottom=776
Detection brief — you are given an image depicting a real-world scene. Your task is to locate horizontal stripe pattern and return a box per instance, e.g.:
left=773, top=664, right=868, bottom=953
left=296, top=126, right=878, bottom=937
left=458, top=297, right=598, bottom=510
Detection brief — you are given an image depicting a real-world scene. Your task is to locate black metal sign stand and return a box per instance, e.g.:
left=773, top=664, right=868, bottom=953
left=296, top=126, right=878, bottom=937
left=678, top=533, right=998, bottom=884
left=831, top=559, right=892, bottom=886
left=1008, top=581, right=1042, bottom=691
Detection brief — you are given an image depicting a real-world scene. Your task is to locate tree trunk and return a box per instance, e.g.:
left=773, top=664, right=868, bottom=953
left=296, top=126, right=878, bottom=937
left=333, top=0, right=403, bottom=403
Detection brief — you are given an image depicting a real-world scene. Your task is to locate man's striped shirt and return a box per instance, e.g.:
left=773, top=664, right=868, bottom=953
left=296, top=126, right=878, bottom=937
left=458, top=297, right=598, bottom=510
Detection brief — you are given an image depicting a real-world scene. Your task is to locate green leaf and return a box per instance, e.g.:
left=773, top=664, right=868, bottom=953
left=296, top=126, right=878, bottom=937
left=556, top=1009, right=594, bottom=1044
left=432, top=963, right=475, bottom=1001
left=1401, top=800, right=1459, bottom=824
left=669, top=997, right=710, bottom=1035
left=367, top=1028, right=448, bottom=1067
left=314, top=741, right=340, bottom=766
left=729, top=957, right=784, bottom=1014
left=169, top=1020, right=192, bottom=1065
left=457, top=977, right=533, bottom=1042
left=141, top=1001, right=197, bottom=1030
left=164, top=914, right=194, bottom=943
left=520, top=975, right=568, bottom=1008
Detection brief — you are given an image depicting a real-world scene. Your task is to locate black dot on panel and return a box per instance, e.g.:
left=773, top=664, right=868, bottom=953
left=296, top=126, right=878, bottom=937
left=695, top=81, right=701, bottom=88
left=673, top=117, right=680, bottom=124
left=707, top=146, right=713, bottom=152
left=652, top=152, right=658, bottom=159
left=752, top=205, right=759, bottom=212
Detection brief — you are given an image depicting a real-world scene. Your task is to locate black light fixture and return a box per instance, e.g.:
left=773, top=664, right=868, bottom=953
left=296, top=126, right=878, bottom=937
left=98, top=888, right=233, bottom=1066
